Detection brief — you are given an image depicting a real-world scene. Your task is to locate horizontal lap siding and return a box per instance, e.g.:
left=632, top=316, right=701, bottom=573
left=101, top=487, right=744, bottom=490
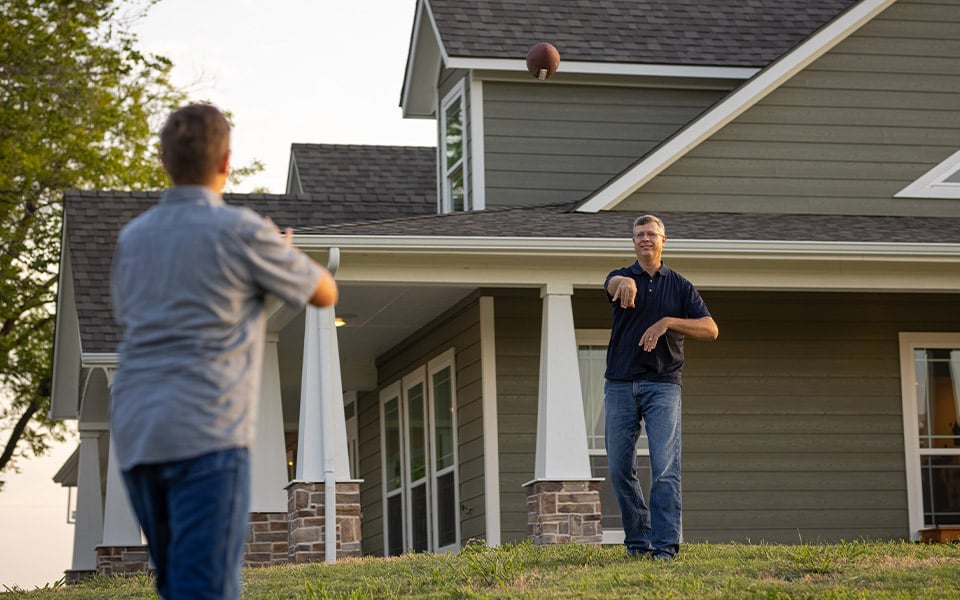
left=490, top=289, right=542, bottom=542
left=618, top=0, right=960, bottom=216
left=678, top=290, right=960, bottom=543
left=483, top=83, right=726, bottom=208
left=359, top=296, right=483, bottom=555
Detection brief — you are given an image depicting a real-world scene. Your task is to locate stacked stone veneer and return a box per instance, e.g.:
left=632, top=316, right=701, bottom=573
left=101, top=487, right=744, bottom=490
left=287, top=481, right=362, bottom=563
left=245, top=512, right=290, bottom=567
left=526, top=480, right=603, bottom=546
left=96, top=545, right=150, bottom=577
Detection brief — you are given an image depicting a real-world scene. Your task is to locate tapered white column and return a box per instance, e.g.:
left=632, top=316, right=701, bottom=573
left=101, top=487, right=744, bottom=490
left=101, top=437, right=142, bottom=546
left=251, top=333, right=288, bottom=511
left=534, top=284, right=592, bottom=480
left=296, top=306, right=350, bottom=481
left=72, top=430, right=104, bottom=571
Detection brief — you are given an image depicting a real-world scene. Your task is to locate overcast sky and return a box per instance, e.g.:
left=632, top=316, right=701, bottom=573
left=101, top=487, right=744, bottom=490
left=0, top=0, right=435, bottom=589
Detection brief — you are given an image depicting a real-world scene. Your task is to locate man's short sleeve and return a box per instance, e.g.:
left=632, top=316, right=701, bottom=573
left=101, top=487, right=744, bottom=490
left=237, top=218, right=322, bottom=308
left=681, top=278, right=711, bottom=320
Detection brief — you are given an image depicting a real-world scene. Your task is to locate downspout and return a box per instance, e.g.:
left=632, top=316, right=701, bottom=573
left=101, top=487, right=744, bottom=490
left=322, top=248, right=340, bottom=563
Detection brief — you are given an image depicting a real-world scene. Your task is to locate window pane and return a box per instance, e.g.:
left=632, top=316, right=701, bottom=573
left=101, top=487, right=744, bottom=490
left=448, top=167, right=465, bottom=212
left=436, top=471, right=457, bottom=547
left=433, top=366, right=455, bottom=470
left=914, top=349, right=960, bottom=449
left=387, top=494, right=404, bottom=556
left=444, top=97, right=463, bottom=169
left=579, top=345, right=648, bottom=451
left=408, top=383, right=426, bottom=481
left=921, top=455, right=960, bottom=526
left=411, top=483, right=429, bottom=552
left=384, top=397, right=402, bottom=491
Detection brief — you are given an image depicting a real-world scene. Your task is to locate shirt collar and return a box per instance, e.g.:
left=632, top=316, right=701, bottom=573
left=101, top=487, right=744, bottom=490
left=630, top=261, right=671, bottom=277
left=160, top=186, right=225, bottom=207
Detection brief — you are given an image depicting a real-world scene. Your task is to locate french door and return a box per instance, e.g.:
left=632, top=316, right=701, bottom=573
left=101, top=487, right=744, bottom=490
left=380, top=349, right=460, bottom=555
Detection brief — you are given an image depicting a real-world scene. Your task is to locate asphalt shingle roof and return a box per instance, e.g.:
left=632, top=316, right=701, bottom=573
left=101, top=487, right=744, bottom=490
left=290, top=144, right=436, bottom=220
left=64, top=191, right=959, bottom=354
left=427, top=0, right=861, bottom=67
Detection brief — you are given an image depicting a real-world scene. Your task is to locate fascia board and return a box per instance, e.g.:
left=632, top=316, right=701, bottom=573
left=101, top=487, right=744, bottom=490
left=401, top=0, right=445, bottom=118
left=443, top=57, right=758, bottom=80
left=576, top=0, right=897, bottom=213
left=50, top=232, right=81, bottom=421
left=81, top=353, right=118, bottom=368
left=296, top=234, right=960, bottom=262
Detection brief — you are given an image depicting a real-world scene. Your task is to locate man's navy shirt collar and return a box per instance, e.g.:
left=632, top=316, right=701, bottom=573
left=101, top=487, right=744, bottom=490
left=628, top=261, right=672, bottom=278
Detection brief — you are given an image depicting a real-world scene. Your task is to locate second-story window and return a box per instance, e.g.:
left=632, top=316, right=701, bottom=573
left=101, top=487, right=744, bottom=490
left=440, top=82, right=468, bottom=213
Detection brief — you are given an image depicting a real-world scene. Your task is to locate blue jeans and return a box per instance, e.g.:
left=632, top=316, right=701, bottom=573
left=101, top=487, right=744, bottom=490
left=122, top=448, right=250, bottom=600
left=604, top=379, right=682, bottom=558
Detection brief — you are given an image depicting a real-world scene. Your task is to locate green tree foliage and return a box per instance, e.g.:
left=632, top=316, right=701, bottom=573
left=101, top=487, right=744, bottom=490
left=0, top=0, right=187, bottom=486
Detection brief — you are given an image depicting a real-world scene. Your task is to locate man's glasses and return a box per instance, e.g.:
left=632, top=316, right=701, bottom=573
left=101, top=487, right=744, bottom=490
left=632, top=232, right=662, bottom=240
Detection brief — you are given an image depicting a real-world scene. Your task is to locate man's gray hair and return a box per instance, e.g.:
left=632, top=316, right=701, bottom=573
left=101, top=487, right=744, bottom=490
left=632, top=214, right=665, bottom=236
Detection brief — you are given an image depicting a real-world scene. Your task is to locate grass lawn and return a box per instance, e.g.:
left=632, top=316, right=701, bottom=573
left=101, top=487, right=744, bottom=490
left=3, top=540, right=959, bottom=599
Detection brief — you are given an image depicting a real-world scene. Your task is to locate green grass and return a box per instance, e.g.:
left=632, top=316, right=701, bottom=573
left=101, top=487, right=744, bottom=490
left=3, top=541, right=959, bottom=599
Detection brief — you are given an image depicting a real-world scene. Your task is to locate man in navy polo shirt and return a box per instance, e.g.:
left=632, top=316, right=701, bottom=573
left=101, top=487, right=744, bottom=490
left=604, top=214, right=718, bottom=560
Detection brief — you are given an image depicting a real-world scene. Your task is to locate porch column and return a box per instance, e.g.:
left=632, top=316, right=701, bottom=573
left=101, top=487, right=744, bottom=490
left=247, top=333, right=291, bottom=567
left=97, top=436, right=149, bottom=577
left=288, top=305, right=361, bottom=564
left=66, top=429, right=103, bottom=583
left=524, top=283, right=602, bottom=546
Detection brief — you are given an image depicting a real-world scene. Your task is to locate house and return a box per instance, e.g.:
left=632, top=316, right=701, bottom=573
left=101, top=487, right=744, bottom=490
left=51, top=0, right=960, bottom=580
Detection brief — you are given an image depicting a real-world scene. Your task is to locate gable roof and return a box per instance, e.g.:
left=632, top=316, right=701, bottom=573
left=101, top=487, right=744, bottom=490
left=428, top=0, right=860, bottom=66
left=403, top=0, right=861, bottom=116
left=575, top=0, right=895, bottom=212
left=288, top=144, right=437, bottom=219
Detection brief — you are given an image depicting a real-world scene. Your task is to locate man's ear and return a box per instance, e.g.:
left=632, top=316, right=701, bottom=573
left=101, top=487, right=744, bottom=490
left=218, top=150, right=231, bottom=175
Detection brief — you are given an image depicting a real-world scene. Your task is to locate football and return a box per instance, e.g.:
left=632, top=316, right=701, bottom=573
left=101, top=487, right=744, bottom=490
left=526, top=42, right=560, bottom=80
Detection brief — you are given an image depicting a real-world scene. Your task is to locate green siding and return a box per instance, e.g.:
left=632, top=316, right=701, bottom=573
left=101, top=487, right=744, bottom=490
left=358, top=294, right=484, bottom=555
left=483, top=82, right=727, bottom=208
left=618, top=0, right=960, bottom=216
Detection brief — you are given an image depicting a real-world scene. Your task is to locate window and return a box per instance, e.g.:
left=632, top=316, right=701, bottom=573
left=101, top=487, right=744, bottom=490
left=380, top=349, right=460, bottom=555
left=577, top=330, right=651, bottom=538
left=344, top=392, right=359, bottom=479
left=899, top=333, right=960, bottom=537
left=895, top=149, right=960, bottom=199
left=440, top=81, right=468, bottom=213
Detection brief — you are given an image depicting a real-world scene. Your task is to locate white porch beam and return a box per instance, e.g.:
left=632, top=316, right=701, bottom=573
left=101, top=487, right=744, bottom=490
left=251, top=334, right=289, bottom=512
left=478, top=297, right=501, bottom=546
left=533, top=284, right=593, bottom=481
left=71, top=430, right=104, bottom=571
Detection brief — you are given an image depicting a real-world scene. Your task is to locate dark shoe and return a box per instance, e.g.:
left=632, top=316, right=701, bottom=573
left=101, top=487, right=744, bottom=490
left=651, top=552, right=675, bottom=561
left=626, top=547, right=652, bottom=558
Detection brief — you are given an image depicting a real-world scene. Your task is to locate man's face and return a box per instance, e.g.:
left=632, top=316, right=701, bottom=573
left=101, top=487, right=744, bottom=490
left=632, top=222, right=665, bottom=263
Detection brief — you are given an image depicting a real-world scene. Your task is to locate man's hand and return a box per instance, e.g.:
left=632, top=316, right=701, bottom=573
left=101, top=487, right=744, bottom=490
left=609, top=276, right=638, bottom=309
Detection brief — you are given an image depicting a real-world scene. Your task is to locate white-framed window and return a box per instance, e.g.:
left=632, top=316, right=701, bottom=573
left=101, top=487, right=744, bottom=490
left=439, top=80, right=468, bottom=213
left=576, top=329, right=651, bottom=541
left=898, top=332, right=960, bottom=538
left=344, top=391, right=359, bottom=479
left=380, top=349, right=460, bottom=555
left=895, top=149, right=960, bottom=199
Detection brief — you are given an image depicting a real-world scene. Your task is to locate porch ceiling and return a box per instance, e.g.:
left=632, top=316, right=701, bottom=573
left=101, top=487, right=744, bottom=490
left=277, top=283, right=473, bottom=420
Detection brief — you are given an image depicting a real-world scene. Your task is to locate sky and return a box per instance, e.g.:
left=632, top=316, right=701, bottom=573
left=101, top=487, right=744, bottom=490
left=0, top=0, right=435, bottom=589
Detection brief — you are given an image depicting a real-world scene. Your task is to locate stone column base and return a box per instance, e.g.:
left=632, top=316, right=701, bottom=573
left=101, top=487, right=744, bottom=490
left=287, top=481, right=362, bottom=563
left=246, top=512, right=290, bottom=567
left=64, top=570, right=97, bottom=585
left=96, top=545, right=151, bottom=577
left=526, top=480, right=602, bottom=546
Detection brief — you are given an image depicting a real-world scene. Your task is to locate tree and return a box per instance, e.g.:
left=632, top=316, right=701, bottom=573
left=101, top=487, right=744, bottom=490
left=0, top=0, right=189, bottom=488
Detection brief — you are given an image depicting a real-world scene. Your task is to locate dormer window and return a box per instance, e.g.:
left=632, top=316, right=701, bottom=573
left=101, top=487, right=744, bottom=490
left=440, top=81, right=468, bottom=213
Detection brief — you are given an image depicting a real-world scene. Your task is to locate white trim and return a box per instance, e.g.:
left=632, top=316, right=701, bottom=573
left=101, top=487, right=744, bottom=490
left=444, top=57, right=759, bottom=80
left=379, top=382, right=405, bottom=556
left=898, top=332, right=960, bottom=541
left=439, top=79, right=468, bottom=213
left=401, top=366, right=430, bottom=552
left=427, top=348, right=461, bottom=553
left=81, top=353, right=119, bottom=368
left=895, top=149, right=960, bottom=200
left=576, top=0, right=896, bottom=213
left=468, top=74, right=486, bottom=211
left=478, top=297, right=501, bottom=547
left=297, top=235, right=960, bottom=262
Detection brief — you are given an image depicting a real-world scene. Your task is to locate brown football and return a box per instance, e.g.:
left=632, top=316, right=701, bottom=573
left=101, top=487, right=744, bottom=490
left=526, top=42, right=560, bottom=80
